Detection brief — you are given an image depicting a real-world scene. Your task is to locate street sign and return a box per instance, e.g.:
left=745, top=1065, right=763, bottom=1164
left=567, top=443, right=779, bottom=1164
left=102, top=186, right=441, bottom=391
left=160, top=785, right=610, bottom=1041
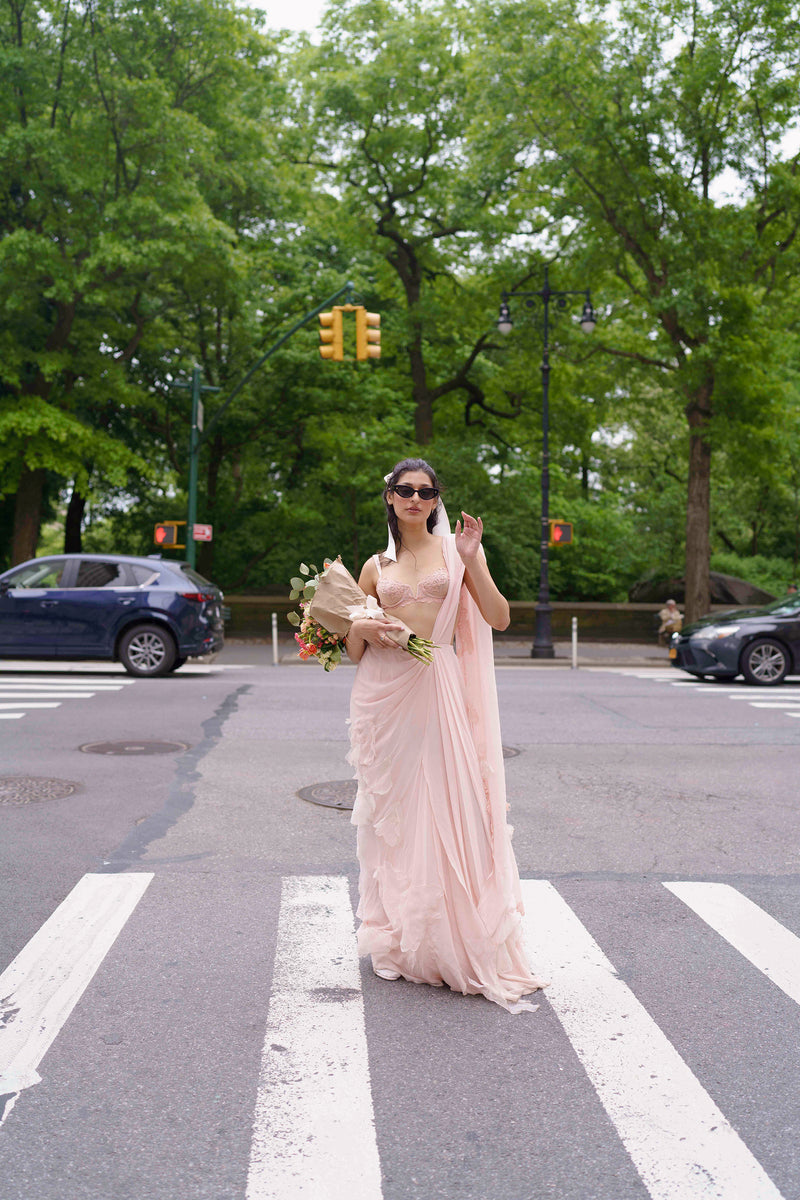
left=192, top=524, right=213, bottom=542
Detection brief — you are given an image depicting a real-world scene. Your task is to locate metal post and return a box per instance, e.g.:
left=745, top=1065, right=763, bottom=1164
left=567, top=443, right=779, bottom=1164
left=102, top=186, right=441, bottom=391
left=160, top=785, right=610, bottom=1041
left=571, top=615, right=578, bottom=669
left=186, top=366, right=201, bottom=569
left=532, top=267, right=554, bottom=658
left=272, top=611, right=279, bottom=666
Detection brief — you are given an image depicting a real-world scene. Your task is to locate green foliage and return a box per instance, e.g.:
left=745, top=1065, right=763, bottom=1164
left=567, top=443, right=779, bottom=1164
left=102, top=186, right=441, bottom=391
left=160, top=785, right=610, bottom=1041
left=709, top=551, right=796, bottom=598
left=3, top=0, right=800, bottom=608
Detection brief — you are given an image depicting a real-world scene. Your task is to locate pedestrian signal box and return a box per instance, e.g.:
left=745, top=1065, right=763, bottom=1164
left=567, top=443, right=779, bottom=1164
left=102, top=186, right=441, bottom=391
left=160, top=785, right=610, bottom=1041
left=549, top=520, right=573, bottom=546
left=154, top=521, right=186, bottom=549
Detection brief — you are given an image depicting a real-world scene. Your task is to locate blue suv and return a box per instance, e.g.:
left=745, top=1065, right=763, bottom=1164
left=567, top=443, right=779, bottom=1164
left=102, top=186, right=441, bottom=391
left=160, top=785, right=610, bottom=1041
left=0, top=554, right=225, bottom=676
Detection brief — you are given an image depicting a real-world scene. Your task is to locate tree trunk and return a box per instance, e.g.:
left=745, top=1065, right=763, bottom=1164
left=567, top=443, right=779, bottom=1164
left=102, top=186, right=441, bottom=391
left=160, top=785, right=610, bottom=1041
left=684, top=392, right=712, bottom=623
left=11, top=467, right=46, bottom=564
left=64, top=486, right=86, bottom=553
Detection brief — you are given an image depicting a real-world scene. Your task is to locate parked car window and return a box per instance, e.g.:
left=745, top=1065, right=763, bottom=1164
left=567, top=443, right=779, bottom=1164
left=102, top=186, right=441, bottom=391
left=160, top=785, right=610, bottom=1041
left=4, top=561, right=65, bottom=589
left=130, top=565, right=161, bottom=587
left=75, top=560, right=129, bottom=588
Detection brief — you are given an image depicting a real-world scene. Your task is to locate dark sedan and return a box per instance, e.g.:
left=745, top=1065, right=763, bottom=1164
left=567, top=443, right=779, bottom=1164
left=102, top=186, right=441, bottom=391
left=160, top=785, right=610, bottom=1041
left=669, top=593, right=800, bottom=685
left=0, top=553, right=224, bottom=676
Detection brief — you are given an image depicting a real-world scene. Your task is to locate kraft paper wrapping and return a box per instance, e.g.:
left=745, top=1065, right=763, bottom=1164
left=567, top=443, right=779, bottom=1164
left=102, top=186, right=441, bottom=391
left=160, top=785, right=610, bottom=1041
left=307, top=558, right=412, bottom=650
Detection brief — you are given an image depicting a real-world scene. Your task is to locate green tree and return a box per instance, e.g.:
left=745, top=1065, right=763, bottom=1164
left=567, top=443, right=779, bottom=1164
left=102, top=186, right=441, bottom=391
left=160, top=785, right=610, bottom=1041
left=0, top=0, right=278, bottom=563
left=482, top=0, right=800, bottom=618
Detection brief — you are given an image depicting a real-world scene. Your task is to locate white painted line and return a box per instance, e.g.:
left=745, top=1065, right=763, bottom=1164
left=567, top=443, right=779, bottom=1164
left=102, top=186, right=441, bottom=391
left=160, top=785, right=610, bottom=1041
left=0, top=692, right=94, bottom=700
left=665, top=883, right=800, bottom=1008
left=246, top=876, right=382, bottom=1200
left=0, top=702, right=60, bottom=709
left=0, top=713, right=24, bottom=719
left=747, top=702, right=800, bottom=709
left=520, top=880, right=784, bottom=1200
left=0, top=683, right=124, bottom=691
left=0, top=872, right=153, bottom=1127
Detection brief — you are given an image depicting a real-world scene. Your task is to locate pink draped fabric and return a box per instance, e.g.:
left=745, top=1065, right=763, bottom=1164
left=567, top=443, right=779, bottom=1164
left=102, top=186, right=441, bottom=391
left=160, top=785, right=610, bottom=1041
left=348, top=534, right=546, bottom=1013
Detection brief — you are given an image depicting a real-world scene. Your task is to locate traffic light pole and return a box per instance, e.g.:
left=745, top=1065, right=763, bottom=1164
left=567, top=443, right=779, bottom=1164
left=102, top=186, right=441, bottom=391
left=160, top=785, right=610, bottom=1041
left=174, top=282, right=357, bottom=567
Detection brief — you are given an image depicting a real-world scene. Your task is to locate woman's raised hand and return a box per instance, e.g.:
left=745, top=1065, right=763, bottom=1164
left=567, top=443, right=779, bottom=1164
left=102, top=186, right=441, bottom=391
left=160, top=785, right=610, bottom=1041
left=454, top=511, right=483, bottom=562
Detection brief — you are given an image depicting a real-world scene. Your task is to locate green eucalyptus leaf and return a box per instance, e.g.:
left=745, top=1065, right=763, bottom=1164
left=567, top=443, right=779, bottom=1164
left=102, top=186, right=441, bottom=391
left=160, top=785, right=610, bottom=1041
left=290, top=577, right=304, bottom=590
left=299, top=563, right=309, bottom=576
left=287, top=611, right=301, bottom=626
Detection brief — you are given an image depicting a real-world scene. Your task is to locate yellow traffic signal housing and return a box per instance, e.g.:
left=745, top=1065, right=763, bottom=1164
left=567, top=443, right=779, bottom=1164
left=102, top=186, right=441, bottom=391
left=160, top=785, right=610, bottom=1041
left=154, top=521, right=186, bottom=549
left=319, top=310, right=344, bottom=361
left=549, top=520, right=573, bottom=546
left=356, top=309, right=381, bottom=361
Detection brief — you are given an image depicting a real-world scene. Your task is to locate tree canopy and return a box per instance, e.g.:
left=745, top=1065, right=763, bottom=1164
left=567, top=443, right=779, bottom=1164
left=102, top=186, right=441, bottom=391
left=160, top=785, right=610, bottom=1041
left=2, top=0, right=799, bottom=612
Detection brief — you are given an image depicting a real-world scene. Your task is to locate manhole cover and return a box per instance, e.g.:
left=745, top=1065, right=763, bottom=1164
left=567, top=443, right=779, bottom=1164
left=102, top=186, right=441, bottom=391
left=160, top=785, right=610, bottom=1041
left=502, top=745, right=522, bottom=759
left=0, top=777, right=81, bottom=804
left=297, top=780, right=356, bottom=811
left=78, top=740, right=189, bottom=756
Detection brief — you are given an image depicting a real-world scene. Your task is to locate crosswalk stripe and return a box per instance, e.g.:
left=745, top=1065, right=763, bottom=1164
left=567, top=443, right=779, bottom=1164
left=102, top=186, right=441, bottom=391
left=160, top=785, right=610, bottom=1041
left=0, top=692, right=94, bottom=699
left=520, top=880, right=785, bottom=1200
left=0, top=702, right=60, bottom=709
left=665, top=883, right=800, bottom=1008
left=0, top=872, right=153, bottom=1128
left=0, top=684, right=125, bottom=691
left=0, top=713, right=24, bottom=719
left=246, top=876, right=382, bottom=1200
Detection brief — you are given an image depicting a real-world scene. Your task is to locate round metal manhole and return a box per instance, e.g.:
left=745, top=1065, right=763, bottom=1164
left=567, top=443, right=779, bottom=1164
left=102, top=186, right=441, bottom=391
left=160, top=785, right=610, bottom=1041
left=78, top=740, right=190, bottom=756
left=0, top=776, right=81, bottom=805
left=299, top=754, right=521, bottom=810
left=297, top=780, right=356, bottom=811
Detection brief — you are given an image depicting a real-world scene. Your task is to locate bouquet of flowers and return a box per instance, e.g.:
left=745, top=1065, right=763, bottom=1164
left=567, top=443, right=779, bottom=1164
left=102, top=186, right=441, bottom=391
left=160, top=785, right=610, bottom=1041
left=287, top=558, right=436, bottom=671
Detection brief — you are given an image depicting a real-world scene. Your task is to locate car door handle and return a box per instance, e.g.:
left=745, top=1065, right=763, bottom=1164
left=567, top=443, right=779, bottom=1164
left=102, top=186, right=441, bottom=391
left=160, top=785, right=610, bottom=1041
left=117, top=598, right=136, bottom=606
left=40, top=600, right=60, bottom=607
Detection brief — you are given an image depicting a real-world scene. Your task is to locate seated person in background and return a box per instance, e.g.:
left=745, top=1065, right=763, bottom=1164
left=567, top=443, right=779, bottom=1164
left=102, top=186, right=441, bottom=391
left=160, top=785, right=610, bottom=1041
left=658, top=598, right=683, bottom=644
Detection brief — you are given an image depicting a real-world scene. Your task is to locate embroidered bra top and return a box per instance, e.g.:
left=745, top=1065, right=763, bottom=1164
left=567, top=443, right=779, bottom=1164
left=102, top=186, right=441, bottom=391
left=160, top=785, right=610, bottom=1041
left=376, top=567, right=449, bottom=609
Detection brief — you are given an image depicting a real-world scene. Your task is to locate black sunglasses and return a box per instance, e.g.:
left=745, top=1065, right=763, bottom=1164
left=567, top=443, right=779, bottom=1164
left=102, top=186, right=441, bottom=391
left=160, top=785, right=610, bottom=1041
left=391, top=484, right=440, bottom=500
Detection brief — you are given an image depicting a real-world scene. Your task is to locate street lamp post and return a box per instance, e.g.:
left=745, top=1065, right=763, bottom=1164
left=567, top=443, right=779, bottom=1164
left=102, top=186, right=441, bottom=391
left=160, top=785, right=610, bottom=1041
left=498, top=266, right=596, bottom=658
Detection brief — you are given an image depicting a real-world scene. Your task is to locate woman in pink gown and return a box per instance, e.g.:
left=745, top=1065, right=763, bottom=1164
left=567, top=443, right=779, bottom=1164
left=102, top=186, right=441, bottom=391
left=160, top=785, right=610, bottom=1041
left=345, top=458, right=546, bottom=1013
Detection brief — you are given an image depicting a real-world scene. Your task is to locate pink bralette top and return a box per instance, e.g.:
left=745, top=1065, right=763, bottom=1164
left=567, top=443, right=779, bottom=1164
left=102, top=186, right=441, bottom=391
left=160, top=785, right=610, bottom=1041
left=376, top=568, right=449, bottom=609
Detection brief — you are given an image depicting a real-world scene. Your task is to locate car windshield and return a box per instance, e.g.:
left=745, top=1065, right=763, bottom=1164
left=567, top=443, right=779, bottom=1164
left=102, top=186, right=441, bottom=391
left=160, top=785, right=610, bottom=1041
left=760, top=593, right=800, bottom=615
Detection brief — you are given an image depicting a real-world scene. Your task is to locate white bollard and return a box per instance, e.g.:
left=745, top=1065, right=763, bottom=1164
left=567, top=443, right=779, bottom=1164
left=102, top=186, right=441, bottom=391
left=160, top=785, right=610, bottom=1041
left=272, top=612, right=279, bottom=666
left=571, top=616, right=578, bottom=669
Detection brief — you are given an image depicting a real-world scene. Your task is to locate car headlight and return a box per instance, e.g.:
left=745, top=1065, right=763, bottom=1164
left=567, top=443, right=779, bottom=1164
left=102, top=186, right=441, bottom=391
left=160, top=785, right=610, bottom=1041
left=691, top=624, right=740, bottom=640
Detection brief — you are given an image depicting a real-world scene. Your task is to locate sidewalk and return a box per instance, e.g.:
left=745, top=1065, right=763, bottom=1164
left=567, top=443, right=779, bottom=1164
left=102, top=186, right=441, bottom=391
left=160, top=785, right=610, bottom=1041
left=221, top=637, right=672, bottom=668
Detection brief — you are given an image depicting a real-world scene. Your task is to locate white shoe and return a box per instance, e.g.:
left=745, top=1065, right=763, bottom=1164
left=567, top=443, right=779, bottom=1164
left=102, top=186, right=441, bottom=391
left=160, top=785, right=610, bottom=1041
left=373, top=966, right=401, bottom=981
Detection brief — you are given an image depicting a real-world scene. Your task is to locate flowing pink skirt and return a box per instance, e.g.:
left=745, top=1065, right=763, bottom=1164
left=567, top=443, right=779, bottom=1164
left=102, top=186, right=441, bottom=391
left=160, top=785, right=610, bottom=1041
left=348, top=640, right=546, bottom=1013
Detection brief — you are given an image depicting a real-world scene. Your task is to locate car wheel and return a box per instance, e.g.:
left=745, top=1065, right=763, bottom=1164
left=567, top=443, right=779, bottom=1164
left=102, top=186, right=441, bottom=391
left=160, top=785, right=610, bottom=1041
left=740, top=638, right=789, bottom=686
left=119, top=624, right=177, bottom=677
left=169, top=657, right=187, bottom=672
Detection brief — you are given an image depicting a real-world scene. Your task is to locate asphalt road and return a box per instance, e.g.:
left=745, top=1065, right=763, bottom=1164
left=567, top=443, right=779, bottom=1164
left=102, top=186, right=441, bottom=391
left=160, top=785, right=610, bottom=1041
left=1, top=653, right=800, bottom=1200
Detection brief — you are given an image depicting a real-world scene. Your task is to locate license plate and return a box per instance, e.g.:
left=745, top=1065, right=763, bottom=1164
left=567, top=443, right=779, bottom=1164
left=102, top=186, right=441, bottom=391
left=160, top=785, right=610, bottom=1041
left=669, top=647, right=677, bottom=659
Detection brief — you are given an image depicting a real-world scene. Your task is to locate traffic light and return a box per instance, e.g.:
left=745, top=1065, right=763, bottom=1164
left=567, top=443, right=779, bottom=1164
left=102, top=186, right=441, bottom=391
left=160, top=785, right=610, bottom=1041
left=319, top=310, right=344, bottom=361
left=355, top=309, right=381, bottom=361
left=549, top=520, right=573, bottom=546
left=154, top=521, right=185, bottom=548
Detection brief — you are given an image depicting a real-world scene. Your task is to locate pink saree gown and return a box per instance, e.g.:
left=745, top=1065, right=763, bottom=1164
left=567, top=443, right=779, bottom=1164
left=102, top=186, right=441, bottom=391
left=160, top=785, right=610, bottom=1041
left=348, top=534, right=546, bottom=1013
